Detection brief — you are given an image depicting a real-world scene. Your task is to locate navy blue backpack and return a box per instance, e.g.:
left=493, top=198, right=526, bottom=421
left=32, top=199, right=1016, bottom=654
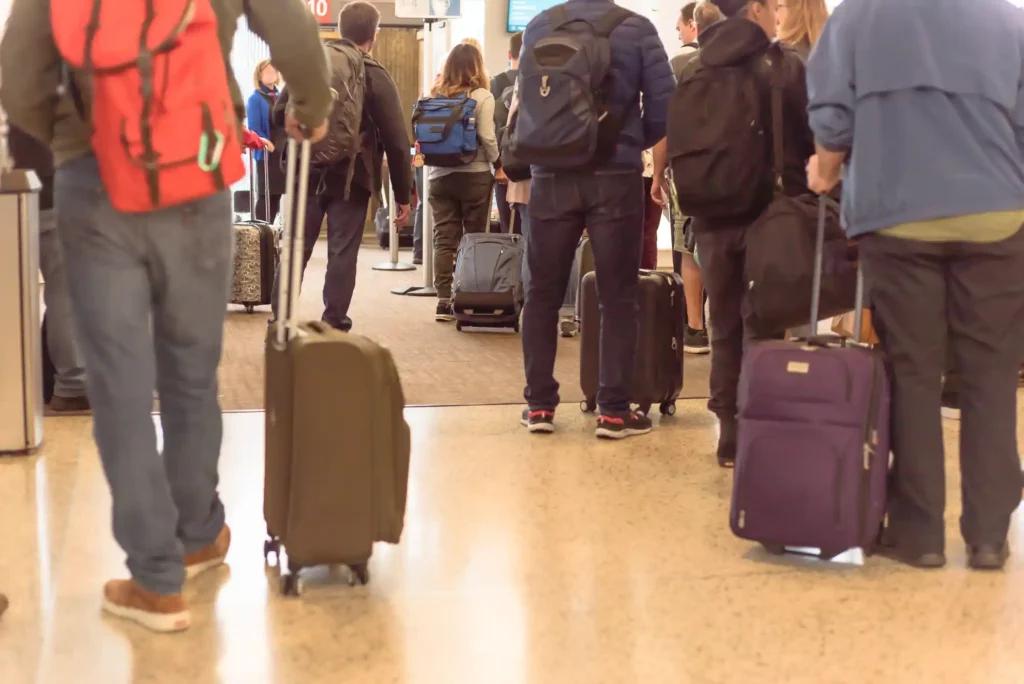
left=510, top=5, right=633, bottom=170
left=412, top=95, right=480, bottom=167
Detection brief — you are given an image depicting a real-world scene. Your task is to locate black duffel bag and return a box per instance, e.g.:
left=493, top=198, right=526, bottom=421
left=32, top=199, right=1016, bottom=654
left=744, top=194, right=857, bottom=337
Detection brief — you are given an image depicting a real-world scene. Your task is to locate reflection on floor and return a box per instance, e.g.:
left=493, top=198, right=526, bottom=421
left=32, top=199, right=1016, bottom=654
left=1, top=405, right=1022, bottom=684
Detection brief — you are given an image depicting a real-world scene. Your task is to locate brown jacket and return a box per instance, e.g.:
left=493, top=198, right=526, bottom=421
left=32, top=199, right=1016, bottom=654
left=0, top=0, right=333, bottom=167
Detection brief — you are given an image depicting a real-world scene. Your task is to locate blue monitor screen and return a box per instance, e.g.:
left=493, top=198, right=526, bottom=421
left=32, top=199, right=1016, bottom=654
left=507, top=0, right=562, bottom=33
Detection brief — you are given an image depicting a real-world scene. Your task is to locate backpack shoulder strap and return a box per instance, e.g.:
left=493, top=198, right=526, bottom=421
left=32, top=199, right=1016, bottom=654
left=766, top=42, right=786, bottom=190
left=593, top=7, right=634, bottom=38
left=549, top=5, right=571, bottom=30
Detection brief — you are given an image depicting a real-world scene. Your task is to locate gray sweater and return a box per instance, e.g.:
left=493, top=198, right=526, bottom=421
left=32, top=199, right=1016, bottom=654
left=429, top=87, right=500, bottom=180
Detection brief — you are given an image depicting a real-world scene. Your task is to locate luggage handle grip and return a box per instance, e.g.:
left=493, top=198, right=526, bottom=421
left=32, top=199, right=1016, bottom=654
left=810, top=194, right=865, bottom=344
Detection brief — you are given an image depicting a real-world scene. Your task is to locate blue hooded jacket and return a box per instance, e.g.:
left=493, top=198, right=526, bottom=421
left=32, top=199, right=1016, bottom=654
left=807, top=0, right=1024, bottom=237
left=522, top=0, right=675, bottom=170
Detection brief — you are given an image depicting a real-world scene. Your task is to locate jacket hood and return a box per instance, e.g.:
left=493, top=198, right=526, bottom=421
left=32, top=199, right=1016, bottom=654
left=698, top=17, right=771, bottom=67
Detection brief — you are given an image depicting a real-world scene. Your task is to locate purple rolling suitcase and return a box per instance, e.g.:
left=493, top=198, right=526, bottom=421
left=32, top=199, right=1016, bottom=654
left=730, top=197, right=890, bottom=560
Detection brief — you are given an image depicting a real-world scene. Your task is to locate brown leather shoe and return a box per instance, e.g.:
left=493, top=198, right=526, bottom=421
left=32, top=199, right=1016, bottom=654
left=185, top=525, right=231, bottom=580
left=102, top=580, right=190, bottom=633
left=49, top=395, right=91, bottom=413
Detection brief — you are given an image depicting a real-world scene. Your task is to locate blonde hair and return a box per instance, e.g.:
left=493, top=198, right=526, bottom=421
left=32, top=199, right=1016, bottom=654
left=460, top=37, right=483, bottom=53
left=433, top=43, right=488, bottom=98
left=253, top=60, right=279, bottom=90
left=778, top=0, right=829, bottom=49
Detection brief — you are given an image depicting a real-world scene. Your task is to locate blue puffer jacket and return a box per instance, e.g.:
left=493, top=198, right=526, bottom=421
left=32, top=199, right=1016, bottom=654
left=522, top=0, right=675, bottom=170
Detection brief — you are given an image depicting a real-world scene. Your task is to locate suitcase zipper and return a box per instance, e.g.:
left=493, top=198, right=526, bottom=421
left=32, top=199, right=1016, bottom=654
left=857, top=353, right=883, bottom=541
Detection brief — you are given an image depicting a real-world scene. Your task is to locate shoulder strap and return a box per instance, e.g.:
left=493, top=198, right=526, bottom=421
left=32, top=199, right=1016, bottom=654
left=593, top=7, right=634, bottom=38
left=767, top=43, right=785, bottom=190
left=550, top=5, right=570, bottom=30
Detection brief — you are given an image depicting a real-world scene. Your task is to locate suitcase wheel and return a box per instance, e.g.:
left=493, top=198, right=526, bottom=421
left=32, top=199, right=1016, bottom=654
left=660, top=402, right=677, bottom=417
left=348, top=562, right=370, bottom=586
left=245, top=304, right=255, bottom=314
left=263, top=537, right=281, bottom=563
left=456, top=322, right=463, bottom=332
left=580, top=399, right=596, bottom=414
left=761, top=543, right=786, bottom=556
left=281, top=573, right=301, bottom=597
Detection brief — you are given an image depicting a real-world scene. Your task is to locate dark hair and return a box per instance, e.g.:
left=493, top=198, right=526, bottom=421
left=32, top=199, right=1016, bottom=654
left=509, top=31, right=524, bottom=60
left=711, top=0, right=760, bottom=17
left=339, top=0, right=380, bottom=45
left=681, top=2, right=698, bottom=23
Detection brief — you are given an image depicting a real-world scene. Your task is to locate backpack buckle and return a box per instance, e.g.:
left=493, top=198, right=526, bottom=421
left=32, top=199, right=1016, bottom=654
left=540, top=75, right=551, bottom=98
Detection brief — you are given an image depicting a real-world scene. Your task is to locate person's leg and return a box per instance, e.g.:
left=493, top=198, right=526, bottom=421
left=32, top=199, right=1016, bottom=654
left=270, top=192, right=325, bottom=322
left=948, top=228, right=1024, bottom=567
left=430, top=174, right=463, bottom=317
left=694, top=225, right=746, bottom=466
left=681, top=252, right=709, bottom=353
left=459, top=172, right=495, bottom=236
left=495, top=180, right=512, bottom=233
left=38, top=208, right=89, bottom=409
left=522, top=173, right=585, bottom=425
left=413, top=165, right=424, bottom=263
left=56, top=156, right=189, bottom=630
left=941, top=344, right=960, bottom=419
left=584, top=170, right=649, bottom=437
left=859, top=233, right=948, bottom=561
left=515, top=203, right=532, bottom=300
left=321, top=194, right=371, bottom=331
left=640, top=177, right=660, bottom=270
left=145, top=190, right=233, bottom=567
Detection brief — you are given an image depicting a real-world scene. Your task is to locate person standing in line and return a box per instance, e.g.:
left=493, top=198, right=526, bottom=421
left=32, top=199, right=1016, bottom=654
left=807, top=0, right=1024, bottom=571
left=246, top=60, right=284, bottom=223
left=671, top=2, right=702, bottom=76
left=429, top=44, right=501, bottom=322
left=519, top=0, right=675, bottom=440
left=0, top=0, right=333, bottom=633
left=271, top=1, right=413, bottom=332
left=491, top=32, right=524, bottom=234
left=9, top=124, right=89, bottom=413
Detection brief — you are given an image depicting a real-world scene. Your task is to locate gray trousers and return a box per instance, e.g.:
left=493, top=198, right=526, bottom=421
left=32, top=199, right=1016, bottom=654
left=860, top=228, right=1024, bottom=553
left=40, top=209, right=87, bottom=398
left=56, top=156, right=230, bottom=595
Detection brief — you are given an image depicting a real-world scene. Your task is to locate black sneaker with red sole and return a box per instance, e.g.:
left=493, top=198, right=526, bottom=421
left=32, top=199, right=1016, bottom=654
left=521, top=408, right=555, bottom=434
left=595, top=411, right=653, bottom=440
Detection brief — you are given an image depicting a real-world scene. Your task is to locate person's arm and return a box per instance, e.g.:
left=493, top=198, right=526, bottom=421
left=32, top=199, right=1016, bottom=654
left=364, top=68, right=413, bottom=208
left=475, top=92, right=501, bottom=166
left=650, top=138, right=668, bottom=206
left=0, top=0, right=63, bottom=144
left=244, top=0, right=332, bottom=130
left=806, top=2, right=855, bottom=192
left=637, top=17, right=675, bottom=150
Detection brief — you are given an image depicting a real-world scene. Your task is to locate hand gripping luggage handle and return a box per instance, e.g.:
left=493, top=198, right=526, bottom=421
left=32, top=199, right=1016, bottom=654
left=247, top=150, right=272, bottom=223
left=275, top=138, right=313, bottom=347
left=809, top=195, right=865, bottom=344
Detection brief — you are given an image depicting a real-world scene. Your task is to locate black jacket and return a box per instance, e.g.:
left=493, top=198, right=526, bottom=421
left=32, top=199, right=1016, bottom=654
left=695, top=18, right=814, bottom=205
left=8, top=124, right=54, bottom=210
left=490, top=68, right=518, bottom=102
left=274, top=55, right=413, bottom=205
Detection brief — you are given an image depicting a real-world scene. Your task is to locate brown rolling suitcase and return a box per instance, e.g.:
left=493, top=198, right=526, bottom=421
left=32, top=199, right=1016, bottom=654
left=263, top=139, right=411, bottom=597
left=579, top=269, right=685, bottom=417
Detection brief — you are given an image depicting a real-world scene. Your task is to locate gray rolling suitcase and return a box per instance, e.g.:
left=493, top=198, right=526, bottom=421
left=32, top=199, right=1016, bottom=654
left=264, top=139, right=411, bottom=596
left=560, top=236, right=594, bottom=338
left=231, top=151, right=278, bottom=313
left=0, top=165, right=43, bottom=454
left=451, top=213, right=524, bottom=332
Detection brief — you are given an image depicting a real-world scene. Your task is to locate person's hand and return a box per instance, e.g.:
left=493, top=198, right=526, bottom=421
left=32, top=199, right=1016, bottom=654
left=494, top=168, right=509, bottom=184
left=650, top=178, right=667, bottom=208
left=285, top=110, right=328, bottom=143
left=261, top=138, right=275, bottom=152
left=394, top=204, right=411, bottom=228
left=807, top=155, right=839, bottom=195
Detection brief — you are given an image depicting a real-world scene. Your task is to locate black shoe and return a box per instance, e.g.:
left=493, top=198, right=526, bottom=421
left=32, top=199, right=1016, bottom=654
left=717, top=420, right=737, bottom=468
left=968, top=543, right=1010, bottom=571
left=941, top=392, right=960, bottom=420
left=684, top=326, right=710, bottom=355
left=435, top=300, right=454, bottom=322
left=413, top=256, right=423, bottom=265
left=49, top=395, right=91, bottom=413
left=595, top=411, right=653, bottom=440
left=877, top=544, right=947, bottom=569
left=521, top=408, right=555, bottom=434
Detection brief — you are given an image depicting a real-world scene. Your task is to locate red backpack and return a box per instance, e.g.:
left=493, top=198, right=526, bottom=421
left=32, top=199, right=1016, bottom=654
left=51, top=0, right=244, bottom=213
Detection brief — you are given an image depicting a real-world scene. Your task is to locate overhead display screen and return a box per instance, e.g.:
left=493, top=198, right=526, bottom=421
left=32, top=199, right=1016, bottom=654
left=507, top=0, right=561, bottom=33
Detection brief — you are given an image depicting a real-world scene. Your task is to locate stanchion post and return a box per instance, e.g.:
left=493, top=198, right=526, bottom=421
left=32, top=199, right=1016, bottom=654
left=373, top=163, right=414, bottom=272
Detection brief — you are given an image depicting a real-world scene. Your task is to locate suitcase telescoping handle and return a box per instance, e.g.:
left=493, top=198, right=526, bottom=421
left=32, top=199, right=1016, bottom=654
left=809, top=194, right=865, bottom=344
left=247, top=149, right=273, bottom=223
left=275, top=137, right=313, bottom=347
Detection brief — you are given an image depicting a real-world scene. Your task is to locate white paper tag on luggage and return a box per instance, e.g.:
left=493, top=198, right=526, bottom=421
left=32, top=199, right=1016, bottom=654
left=787, top=361, right=810, bottom=374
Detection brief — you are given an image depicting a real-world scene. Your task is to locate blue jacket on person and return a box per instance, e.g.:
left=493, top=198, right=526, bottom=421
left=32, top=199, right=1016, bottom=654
left=522, top=0, right=675, bottom=171
left=246, top=86, right=278, bottom=162
left=807, top=0, right=1024, bottom=238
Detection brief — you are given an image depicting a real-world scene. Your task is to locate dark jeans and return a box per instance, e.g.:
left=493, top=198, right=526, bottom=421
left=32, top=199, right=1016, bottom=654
left=271, top=191, right=370, bottom=331
left=495, top=181, right=523, bottom=234
left=429, top=171, right=495, bottom=299
left=860, top=228, right=1024, bottom=553
left=523, top=169, right=644, bottom=416
left=414, top=165, right=424, bottom=260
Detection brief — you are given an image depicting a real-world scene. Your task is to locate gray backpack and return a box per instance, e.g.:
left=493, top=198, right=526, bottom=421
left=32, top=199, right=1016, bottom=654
left=311, top=40, right=367, bottom=194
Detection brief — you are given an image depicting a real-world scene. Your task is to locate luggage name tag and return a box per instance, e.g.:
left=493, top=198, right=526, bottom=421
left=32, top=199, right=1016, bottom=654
left=786, top=361, right=810, bottom=374
left=413, top=143, right=425, bottom=168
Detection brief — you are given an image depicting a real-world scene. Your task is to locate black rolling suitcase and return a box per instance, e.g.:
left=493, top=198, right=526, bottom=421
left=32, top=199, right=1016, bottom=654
left=230, top=151, right=278, bottom=313
left=451, top=212, right=524, bottom=332
left=579, top=270, right=685, bottom=416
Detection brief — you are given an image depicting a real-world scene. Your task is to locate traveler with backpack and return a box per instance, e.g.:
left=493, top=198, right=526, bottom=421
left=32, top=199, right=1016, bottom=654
left=246, top=60, right=285, bottom=223
left=270, top=1, right=413, bottom=332
left=672, top=2, right=701, bottom=76
left=420, top=43, right=501, bottom=322
left=775, top=0, right=827, bottom=62
left=1, top=0, right=332, bottom=632
left=807, top=0, right=1024, bottom=570
left=513, top=0, right=674, bottom=439
left=661, top=0, right=814, bottom=466
left=492, top=32, right=523, bottom=234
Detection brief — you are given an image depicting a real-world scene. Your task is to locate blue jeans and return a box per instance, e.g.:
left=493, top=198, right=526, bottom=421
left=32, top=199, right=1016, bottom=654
left=271, top=191, right=370, bottom=331
left=55, top=156, right=230, bottom=595
left=40, top=208, right=87, bottom=398
left=522, top=170, right=643, bottom=416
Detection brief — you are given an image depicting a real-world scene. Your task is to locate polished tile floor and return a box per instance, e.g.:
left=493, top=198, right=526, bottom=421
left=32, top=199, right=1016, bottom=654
left=1, top=403, right=1022, bottom=684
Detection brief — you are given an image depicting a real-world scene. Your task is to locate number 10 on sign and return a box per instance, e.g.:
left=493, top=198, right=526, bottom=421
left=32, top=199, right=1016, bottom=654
left=307, top=0, right=329, bottom=19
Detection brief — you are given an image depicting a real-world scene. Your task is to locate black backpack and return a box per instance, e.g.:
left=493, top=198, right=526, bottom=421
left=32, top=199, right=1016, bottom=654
left=510, top=4, right=633, bottom=170
left=668, top=43, right=784, bottom=221
left=494, top=83, right=515, bottom=144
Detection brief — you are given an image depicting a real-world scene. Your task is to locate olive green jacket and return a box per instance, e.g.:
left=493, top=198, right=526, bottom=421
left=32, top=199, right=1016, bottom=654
left=0, top=0, right=333, bottom=167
